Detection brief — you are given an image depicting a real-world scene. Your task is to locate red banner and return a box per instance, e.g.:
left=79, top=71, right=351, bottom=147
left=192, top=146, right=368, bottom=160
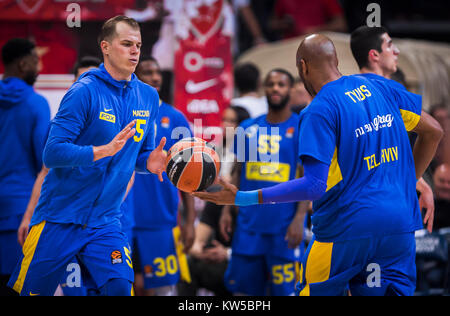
left=173, top=0, right=233, bottom=142
left=0, top=0, right=135, bottom=21
left=0, top=21, right=78, bottom=74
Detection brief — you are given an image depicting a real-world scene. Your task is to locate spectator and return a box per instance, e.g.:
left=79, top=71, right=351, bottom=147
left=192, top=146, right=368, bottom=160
left=433, top=164, right=450, bottom=230
left=289, top=77, right=312, bottom=114
left=430, top=103, right=450, bottom=169
left=232, top=0, right=267, bottom=55
left=177, top=194, right=236, bottom=296
left=231, top=62, right=268, bottom=118
left=218, top=105, right=250, bottom=182
left=270, top=0, right=347, bottom=39
left=0, top=38, right=50, bottom=296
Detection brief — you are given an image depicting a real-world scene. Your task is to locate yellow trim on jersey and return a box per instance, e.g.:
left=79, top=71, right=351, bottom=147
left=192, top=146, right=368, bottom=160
left=326, top=148, right=343, bottom=191
left=13, top=221, right=46, bottom=294
left=173, top=226, right=191, bottom=284
left=400, top=109, right=421, bottom=131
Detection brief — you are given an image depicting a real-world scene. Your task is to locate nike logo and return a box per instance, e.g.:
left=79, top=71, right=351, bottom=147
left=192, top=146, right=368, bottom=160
left=185, top=79, right=218, bottom=94
left=29, top=292, right=40, bottom=296
left=104, top=107, right=113, bottom=112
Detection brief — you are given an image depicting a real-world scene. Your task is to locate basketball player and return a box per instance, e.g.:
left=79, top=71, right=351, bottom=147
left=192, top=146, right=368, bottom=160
left=0, top=38, right=50, bottom=296
left=350, top=25, right=435, bottom=232
left=8, top=16, right=167, bottom=296
left=128, top=56, right=196, bottom=296
left=218, top=68, right=308, bottom=296
left=193, top=34, right=443, bottom=296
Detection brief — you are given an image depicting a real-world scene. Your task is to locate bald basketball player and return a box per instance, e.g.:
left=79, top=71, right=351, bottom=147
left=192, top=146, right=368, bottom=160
left=193, top=34, right=443, bottom=296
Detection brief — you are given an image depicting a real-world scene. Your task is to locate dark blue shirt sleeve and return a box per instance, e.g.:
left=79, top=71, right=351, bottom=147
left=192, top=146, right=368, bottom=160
left=43, top=83, right=94, bottom=168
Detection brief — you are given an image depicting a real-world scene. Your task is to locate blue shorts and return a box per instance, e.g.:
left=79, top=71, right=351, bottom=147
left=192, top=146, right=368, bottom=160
left=0, top=230, right=22, bottom=275
left=296, top=232, right=417, bottom=296
left=0, top=215, right=23, bottom=275
left=225, top=229, right=303, bottom=296
left=133, top=226, right=190, bottom=289
left=8, top=221, right=134, bottom=296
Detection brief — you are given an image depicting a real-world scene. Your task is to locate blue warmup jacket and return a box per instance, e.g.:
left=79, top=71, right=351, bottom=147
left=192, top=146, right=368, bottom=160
left=0, top=77, right=50, bottom=227
left=31, top=64, right=159, bottom=228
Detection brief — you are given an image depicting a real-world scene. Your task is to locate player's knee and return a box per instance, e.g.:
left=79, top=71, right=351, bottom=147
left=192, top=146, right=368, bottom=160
left=100, top=278, right=133, bottom=296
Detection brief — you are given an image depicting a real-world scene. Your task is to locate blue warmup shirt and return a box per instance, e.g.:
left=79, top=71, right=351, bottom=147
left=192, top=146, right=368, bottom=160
left=298, top=74, right=422, bottom=242
left=31, top=64, right=159, bottom=228
left=234, top=113, right=300, bottom=234
left=131, top=101, right=193, bottom=230
left=0, top=77, right=50, bottom=227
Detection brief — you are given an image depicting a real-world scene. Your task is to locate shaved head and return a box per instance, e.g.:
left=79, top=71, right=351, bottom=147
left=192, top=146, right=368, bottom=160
left=296, top=34, right=341, bottom=97
left=296, top=34, right=338, bottom=68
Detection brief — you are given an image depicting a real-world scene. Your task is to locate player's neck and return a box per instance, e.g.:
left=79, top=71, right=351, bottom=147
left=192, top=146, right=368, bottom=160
left=360, top=66, right=389, bottom=79
left=312, top=70, right=342, bottom=96
left=103, top=61, right=132, bottom=82
left=1, top=69, right=21, bottom=81
left=266, top=106, right=292, bottom=124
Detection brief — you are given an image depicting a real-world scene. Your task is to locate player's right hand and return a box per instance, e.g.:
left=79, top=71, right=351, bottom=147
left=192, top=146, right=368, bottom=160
left=18, top=218, right=31, bottom=247
left=93, top=120, right=136, bottom=161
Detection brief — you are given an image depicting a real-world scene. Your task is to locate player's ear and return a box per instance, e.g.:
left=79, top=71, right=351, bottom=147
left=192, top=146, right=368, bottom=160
left=300, top=59, right=308, bottom=76
left=368, top=49, right=379, bottom=63
left=100, top=40, right=110, bottom=56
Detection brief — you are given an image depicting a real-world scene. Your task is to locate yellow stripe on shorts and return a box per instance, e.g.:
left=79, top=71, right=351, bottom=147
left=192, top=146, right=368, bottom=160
left=172, top=226, right=191, bottom=284
left=13, top=221, right=46, bottom=294
left=299, top=240, right=333, bottom=296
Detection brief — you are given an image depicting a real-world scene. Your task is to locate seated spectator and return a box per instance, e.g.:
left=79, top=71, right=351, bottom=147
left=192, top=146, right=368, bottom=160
left=270, top=0, right=347, bottom=39
left=433, top=164, right=450, bottom=230
left=231, top=62, right=268, bottom=118
left=177, top=191, right=236, bottom=296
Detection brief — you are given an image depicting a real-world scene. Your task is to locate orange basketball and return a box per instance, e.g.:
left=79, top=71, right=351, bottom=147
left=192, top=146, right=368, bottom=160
left=167, top=137, right=208, bottom=157
left=166, top=140, right=221, bottom=193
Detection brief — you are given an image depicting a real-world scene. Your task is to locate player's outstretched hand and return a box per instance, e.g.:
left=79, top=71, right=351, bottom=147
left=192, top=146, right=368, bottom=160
left=192, top=178, right=238, bottom=205
left=147, top=137, right=167, bottom=182
left=93, top=120, right=136, bottom=161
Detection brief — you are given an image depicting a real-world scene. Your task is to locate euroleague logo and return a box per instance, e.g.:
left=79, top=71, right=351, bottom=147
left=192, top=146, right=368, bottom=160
left=110, top=250, right=123, bottom=265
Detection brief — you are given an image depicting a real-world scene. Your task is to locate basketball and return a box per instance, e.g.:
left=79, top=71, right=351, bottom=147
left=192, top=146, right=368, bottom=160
left=167, top=137, right=208, bottom=157
left=166, top=139, right=221, bottom=193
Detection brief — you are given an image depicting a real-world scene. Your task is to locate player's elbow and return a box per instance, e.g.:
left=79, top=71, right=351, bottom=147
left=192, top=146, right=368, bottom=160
left=42, top=143, right=57, bottom=168
left=431, top=122, right=444, bottom=142
left=308, top=178, right=328, bottom=201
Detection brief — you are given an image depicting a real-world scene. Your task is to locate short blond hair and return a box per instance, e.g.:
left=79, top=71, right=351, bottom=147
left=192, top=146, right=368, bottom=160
left=98, top=15, right=140, bottom=45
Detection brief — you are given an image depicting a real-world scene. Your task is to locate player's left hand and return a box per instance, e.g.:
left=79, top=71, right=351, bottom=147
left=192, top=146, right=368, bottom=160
left=191, top=178, right=238, bottom=205
left=147, top=137, right=167, bottom=181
